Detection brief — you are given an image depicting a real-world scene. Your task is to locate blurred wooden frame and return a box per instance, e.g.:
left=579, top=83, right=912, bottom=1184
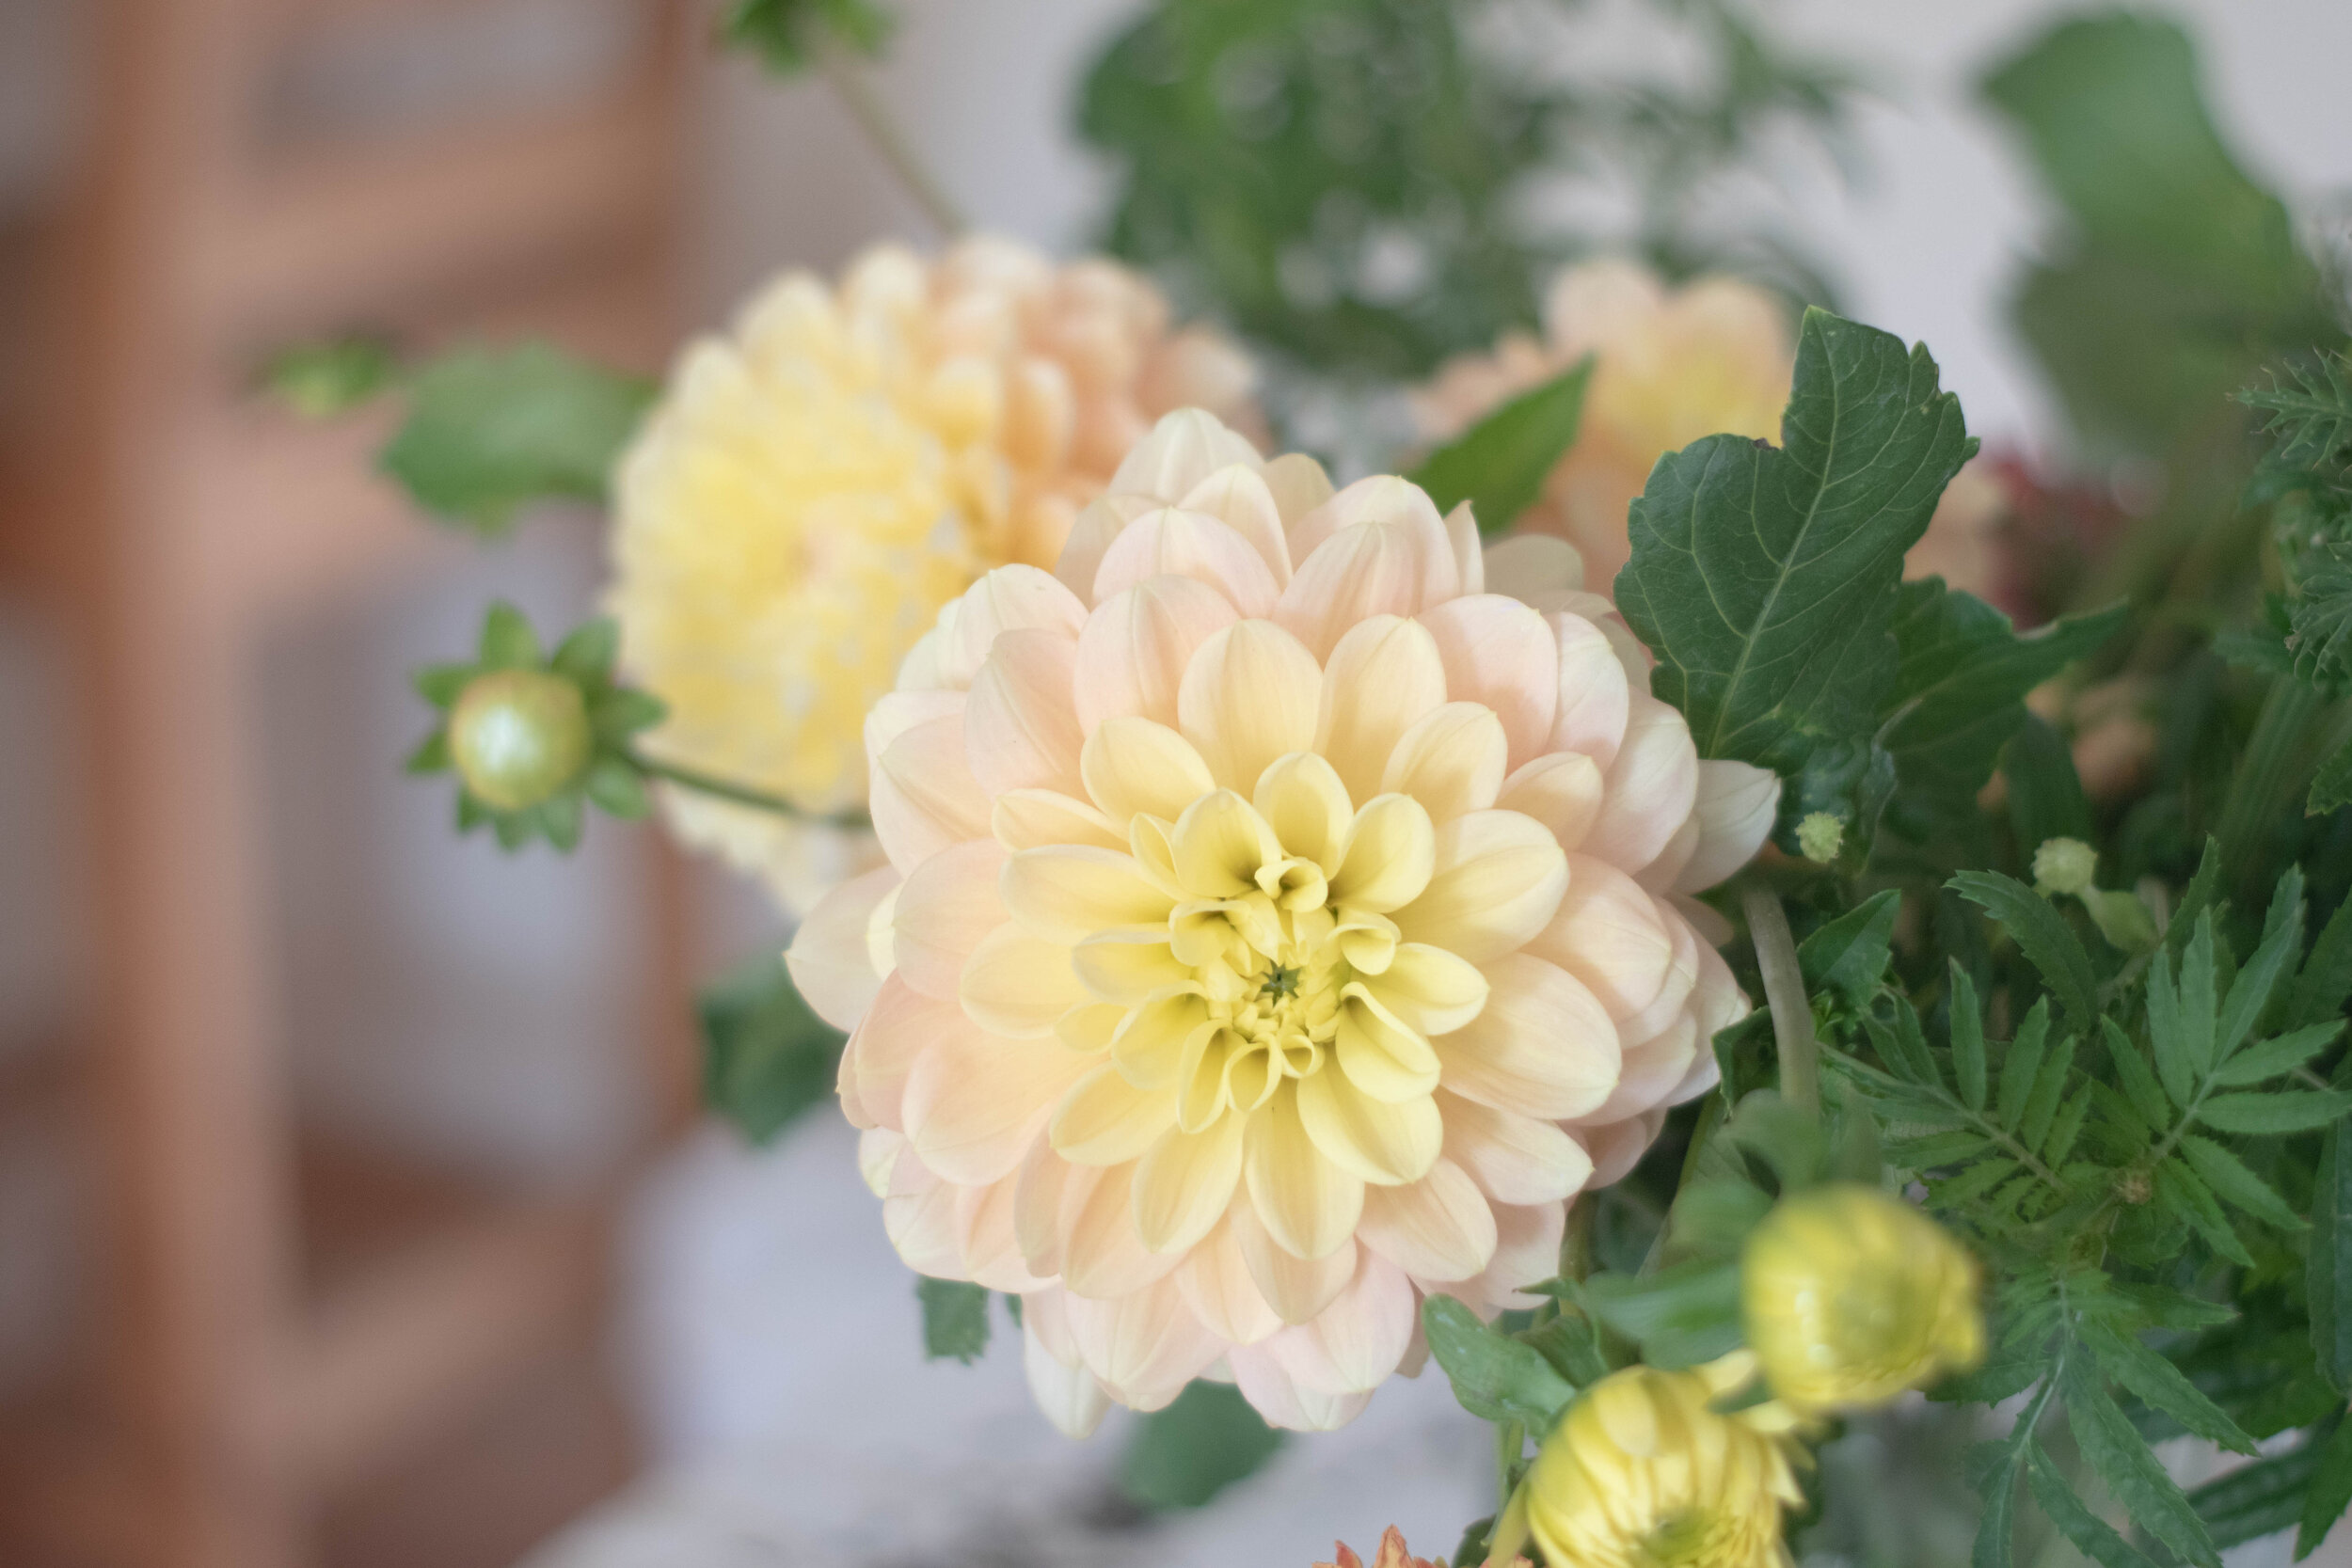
left=0, top=2, right=700, bottom=1564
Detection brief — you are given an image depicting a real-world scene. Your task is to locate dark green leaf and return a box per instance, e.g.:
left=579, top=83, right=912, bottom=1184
left=722, top=0, right=895, bottom=73
left=2242, top=353, right=2352, bottom=475
left=2312, top=1127, right=2352, bottom=1389
left=2212, top=1023, right=2344, bottom=1087
left=490, top=808, right=532, bottom=851
left=1422, top=1295, right=1575, bottom=1429
left=2178, top=1134, right=2308, bottom=1231
left=380, top=342, right=653, bottom=535
left=698, top=954, right=847, bottom=1145
left=2026, top=1440, right=2161, bottom=1568
left=2198, top=1091, right=2352, bottom=1135
left=1407, top=359, right=1592, bottom=540
left=2157, top=1159, right=2254, bottom=1268
left=591, top=688, right=669, bottom=737
left=538, top=792, right=582, bottom=853
left=2018, top=1031, right=2075, bottom=1153
left=1579, top=1260, right=1744, bottom=1368
left=2298, top=1415, right=2352, bottom=1558
left=1996, top=1001, right=2053, bottom=1132
left=2289, top=891, right=2352, bottom=1029
left=1119, top=1380, right=1284, bottom=1511
left=2003, top=713, right=2093, bottom=853
left=1618, top=310, right=1975, bottom=830
left=1516, top=1313, right=1610, bottom=1389
left=916, top=1277, right=991, bottom=1364
left=1950, top=871, right=2102, bottom=1037
left=2147, top=949, right=2199, bottom=1112
left=2106, top=1019, right=2175, bottom=1132
left=1953, top=964, right=1990, bottom=1112
left=2169, top=838, right=2224, bottom=958
left=2219, top=872, right=2302, bottom=1057
left=1797, top=890, right=1902, bottom=1009
left=2315, top=734, right=2352, bottom=816
left=1975, top=1447, right=2023, bottom=1568
left=2063, top=1355, right=2222, bottom=1568
left=2081, top=1319, right=2257, bottom=1455
left=2190, top=1441, right=2323, bottom=1549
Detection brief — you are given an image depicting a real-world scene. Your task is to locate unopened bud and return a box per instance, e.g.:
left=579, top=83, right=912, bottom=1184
left=1796, top=812, right=1845, bottom=864
left=2032, top=837, right=2098, bottom=896
left=448, top=669, right=591, bottom=811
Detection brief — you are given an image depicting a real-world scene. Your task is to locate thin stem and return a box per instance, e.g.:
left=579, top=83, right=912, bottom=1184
left=630, top=752, right=867, bottom=830
left=1495, top=1419, right=1523, bottom=1515
left=819, top=40, right=967, bottom=236
left=1742, top=885, right=1820, bottom=1118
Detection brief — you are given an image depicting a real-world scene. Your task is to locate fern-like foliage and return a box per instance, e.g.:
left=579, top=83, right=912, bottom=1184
left=2242, top=353, right=2352, bottom=480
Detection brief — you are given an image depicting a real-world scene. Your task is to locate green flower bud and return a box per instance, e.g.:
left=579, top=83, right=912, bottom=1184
left=2032, top=836, right=2099, bottom=897
left=1796, top=811, right=1845, bottom=864
left=448, top=669, right=592, bottom=811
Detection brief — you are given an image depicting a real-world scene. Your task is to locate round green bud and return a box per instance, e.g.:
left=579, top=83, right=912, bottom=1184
left=2032, top=836, right=2099, bottom=897
left=1796, top=811, right=1845, bottom=864
left=448, top=669, right=592, bottom=811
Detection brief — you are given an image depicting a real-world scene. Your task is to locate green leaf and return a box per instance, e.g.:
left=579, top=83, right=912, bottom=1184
left=1975, top=1446, right=2023, bottom=1568
left=1578, top=1260, right=1744, bottom=1368
left=2242, top=353, right=2352, bottom=476
left=380, top=342, right=654, bottom=535
left=1119, top=1379, right=1284, bottom=1512
left=2289, top=890, right=2352, bottom=1029
left=490, top=808, right=532, bottom=851
left=722, top=0, right=895, bottom=75
left=538, top=792, right=582, bottom=853
left=591, top=688, right=669, bottom=737
left=916, top=1276, right=991, bottom=1364
left=2220, top=870, right=2305, bottom=1057
left=2312, top=1127, right=2352, bottom=1389
left=2298, top=1415, right=2352, bottom=1558
left=1421, top=1295, right=1576, bottom=1429
left=1406, top=359, right=1592, bottom=540
left=412, top=661, right=474, bottom=709
left=477, top=601, right=541, bottom=669
left=583, top=755, right=652, bottom=820
left=2018, top=1030, right=2075, bottom=1153
left=1797, top=890, right=1902, bottom=1009
left=2191, top=1441, right=2324, bottom=1549
left=264, top=336, right=400, bottom=418
left=2178, top=1134, right=2308, bottom=1231
left=2212, top=1023, right=2344, bottom=1087
left=2106, top=1019, right=2175, bottom=1132
left=2156, top=1158, right=2254, bottom=1268
left=1952, top=964, right=1989, bottom=1112
left=2313, top=734, right=2352, bottom=816
left=1996, top=1000, right=2053, bottom=1132
left=1516, top=1312, right=1611, bottom=1389
left=1949, top=871, right=2101, bottom=1037
left=2026, top=1440, right=2161, bottom=1568
left=2063, top=1354, right=2222, bottom=1568
left=2169, top=837, right=2224, bottom=957
left=405, top=730, right=452, bottom=774
left=697, top=954, right=847, bottom=1145
left=2002, top=713, right=2095, bottom=864
left=1617, top=309, right=1975, bottom=829
left=2147, top=948, right=2201, bottom=1112
left=2080, top=1318, right=2257, bottom=1455
left=552, top=617, right=622, bottom=682
left=2198, top=1090, right=2352, bottom=1135
left=1882, top=581, right=2126, bottom=825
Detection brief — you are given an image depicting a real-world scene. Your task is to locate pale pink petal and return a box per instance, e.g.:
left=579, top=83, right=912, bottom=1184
left=1439, top=955, right=1620, bottom=1120
left=1445, top=502, right=1484, bottom=595
left=1093, top=506, right=1282, bottom=617
left=1229, top=1344, right=1375, bottom=1433
left=1356, top=1158, right=1499, bottom=1283
left=1458, top=1200, right=1566, bottom=1311
left=1316, top=615, right=1448, bottom=805
left=1059, top=1161, right=1185, bottom=1298
left=1546, top=611, right=1630, bottom=768
left=993, top=788, right=1126, bottom=852
left=957, top=1173, right=1053, bottom=1292
left=1002, top=845, right=1175, bottom=944
left=882, top=1147, right=964, bottom=1278
left=1482, top=534, right=1583, bottom=602
left=1496, top=752, right=1604, bottom=850
left=940, top=564, right=1088, bottom=687
left=870, top=711, right=991, bottom=872
left=857, top=1127, right=903, bottom=1197
left=1024, top=1319, right=1112, bottom=1437
left=1014, top=1138, right=1078, bottom=1277
left=1584, top=692, right=1699, bottom=875
left=1285, top=473, right=1444, bottom=564
left=1417, top=595, right=1559, bottom=768
left=1673, top=759, right=1781, bottom=894
left=1575, top=1108, right=1670, bottom=1188
left=902, top=1030, right=1092, bottom=1186
left=1073, top=576, right=1239, bottom=733
left=1178, top=464, right=1295, bottom=584
left=849, top=974, right=959, bottom=1133
left=891, top=839, right=1008, bottom=1001
left=1581, top=1012, right=1700, bottom=1125
left=1380, top=702, right=1508, bottom=822
left=964, top=628, right=1086, bottom=798
left=1279, top=502, right=1464, bottom=658
left=1108, top=408, right=1264, bottom=501
left=1080, top=716, right=1216, bottom=826
left=785, top=864, right=899, bottom=1030
left=1176, top=1212, right=1284, bottom=1347
left=1066, top=1275, right=1227, bottom=1407
left=1641, top=816, right=1702, bottom=894
left=1056, top=493, right=1160, bottom=603
left=1177, top=619, right=1323, bottom=794
left=1522, top=853, right=1677, bottom=1023
left=1232, top=1196, right=1357, bottom=1325
left=1265, top=1250, right=1417, bottom=1395
left=1261, top=451, right=1337, bottom=531
left=865, top=688, right=963, bottom=760
left=1437, top=1089, right=1593, bottom=1207
left=1613, top=911, right=1701, bottom=1046
left=1393, top=810, right=1569, bottom=962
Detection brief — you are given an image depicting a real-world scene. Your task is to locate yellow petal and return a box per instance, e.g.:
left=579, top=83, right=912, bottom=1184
left=1315, top=615, right=1446, bottom=804
left=1253, top=752, right=1355, bottom=870
left=1001, top=845, right=1175, bottom=943
left=1380, top=701, right=1507, bottom=822
left=1329, top=794, right=1437, bottom=914
left=1357, top=1158, right=1498, bottom=1282
left=1171, top=789, right=1282, bottom=897
left=1109, top=994, right=1212, bottom=1088
left=1363, top=942, right=1490, bottom=1036
left=1335, top=984, right=1442, bottom=1103
left=1295, top=1072, right=1442, bottom=1186
left=1439, top=954, right=1620, bottom=1120
left=1052, top=1063, right=1181, bottom=1165
left=1056, top=1001, right=1127, bottom=1055
left=1133, top=1117, right=1248, bottom=1253
left=1393, top=809, right=1568, bottom=961
left=1175, top=1213, right=1284, bottom=1345
left=902, top=1030, right=1091, bottom=1186
left=960, top=923, right=1086, bottom=1037
left=1178, top=619, right=1322, bottom=795
left=1244, top=1086, right=1366, bottom=1259
left=1231, top=1197, right=1357, bottom=1323
left=1081, top=715, right=1216, bottom=827
left=992, top=787, right=1126, bottom=852
left=1072, top=932, right=1193, bottom=1005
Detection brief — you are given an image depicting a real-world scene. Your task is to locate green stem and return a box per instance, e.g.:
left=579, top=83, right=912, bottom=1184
left=1495, top=1419, right=1523, bottom=1514
left=1742, top=885, right=1820, bottom=1119
left=819, top=40, right=968, bottom=236
left=2216, top=676, right=2322, bottom=876
left=629, top=752, right=867, bottom=830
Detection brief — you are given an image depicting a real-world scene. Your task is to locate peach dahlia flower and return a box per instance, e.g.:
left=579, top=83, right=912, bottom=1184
left=785, top=410, right=1775, bottom=1433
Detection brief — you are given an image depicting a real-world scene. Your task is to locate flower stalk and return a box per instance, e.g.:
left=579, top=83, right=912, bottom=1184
left=1741, top=884, right=1820, bottom=1118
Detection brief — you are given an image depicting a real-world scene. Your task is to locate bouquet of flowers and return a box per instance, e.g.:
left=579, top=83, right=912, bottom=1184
left=287, top=2, right=2352, bottom=1563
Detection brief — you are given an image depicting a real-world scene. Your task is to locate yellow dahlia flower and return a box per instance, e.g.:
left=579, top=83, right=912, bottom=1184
left=610, top=237, right=1257, bottom=910
left=1525, top=1356, right=1809, bottom=1568
left=1740, top=1183, right=1984, bottom=1414
left=785, top=409, right=1775, bottom=1433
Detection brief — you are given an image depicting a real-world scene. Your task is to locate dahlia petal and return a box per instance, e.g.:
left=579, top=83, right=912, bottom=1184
left=857, top=1127, right=903, bottom=1197
left=1334, top=985, right=1442, bottom=1103
left=1059, top=1161, right=1185, bottom=1297
left=882, top=1148, right=964, bottom=1278
left=1380, top=702, right=1508, bottom=822
left=1443, top=501, right=1484, bottom=596
left=1107, top=992, right=1210, bottom=1085
left=1267, top=1250, right=1418, bottom=1394
left=1460, top=1199, right=1567, bottom=1311
left=1584, top=692, right=1699, bottom=875
left=1229, top=1344, right=1375, bottom=1433
left=1024, top=1319, right=1112, bottom=1438
left=1575, top=1108, right=1669, bottom=1188
left=1691, top=938, right=1749, bottom=1041
left=1439, top=954, right=1620, bottom=1120
left=956, top=1174, right=1053, bottom=1292
left=903, top=1030, right=1089, bottom=1186
left=1522, top=854, right=1677, bottom=1023
left=993, top=787, right=1125, bottom=852
left=1253, top=752, right=1356, bottom=870
left=1109, top=407, right=1264, bottom=501
left=1545, top=611, right=1630, bottom=769
left=1052, top=1063, right=1182, bottom=1166
left=1070, top=930, right=1192, bottom=1005
left=848, top=974, right=959, bottom=1133
left=1356, top=1157, right=1499, bottom=1283
left=1640, top=816, right=1702, bottom=893
left=1295, top=1072, right=1443, bottom=1186
left=1013, top=1138, right=1077, bottom=1276
left=1080, top=715, right=1216, bottom=827
left=1244, top=1087, right=1366, bottom=1259
left=1171, top=789, right=1284, bottom=899
left=864, top=688, right=963, bottom=763
left=785, top=864, right=899, bottom=1030
left=1417, top=595, right=1560, bottom=768
left=1280, top=499, right=1464, bottom=657
left=1438, top=1089, right=1594, bottom=1207
left=1582, top=1012, right=1700, bottom=1125
left=1232, top=1196, right=1357, bottom=1323
left=1066, top=1275, right=1228, bottom=1409
left=891, top=839, right=1008, bottom=1001
left=1393, top=810, right=1569, bottom=961
left=1330, top=794, right=1437, bottom=914
left=1056, top=492, right=1160, bottom=604
left=1133, top=1117, right=1248, bottom=1253
left=1363, top=942, right=1490, bottom=1036
left=959, top=923, right=1086, bottom=1037
left=1613, top=911, right=1701, bottom=1046
left=1285, top=473, right=1447, bottom=569
left=1674, top=759, right=1781, bottom=894
left=940, top=564, right=1088, bottom=687
left=870, top=711, right=991, bottom=872
left=1072, top=576, right=1239, bottom=733
left=1093, top=505, right=1281, bottom=618
left=1482, top=534, right=1583, bottom=601
left=964, top=628, right=1086, bottom=798
left=1317, top=616, right=1448, bottom=804
left=1178, top=619, right=1323, bottom=794
left=1177, top=465, right=1294, bottom=585
left=1001, top=845, right=1175, bottom=944
left=1496, top=751, right=1604, bottom=850
left=1176, top=1213, right=1284, bottom=1346
left=1261, top=451, right=1338, bottom=530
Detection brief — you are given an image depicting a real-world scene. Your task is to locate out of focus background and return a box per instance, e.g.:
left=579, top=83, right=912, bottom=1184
left=0, top=2, right=2346, bottom=1566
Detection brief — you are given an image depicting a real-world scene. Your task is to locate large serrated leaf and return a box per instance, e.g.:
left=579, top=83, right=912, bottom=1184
left=1949, top=871, right=2102, bottom=1037
left=2312, top=1128, right=2352, bottom=1390
left=2027, top=1440, right=2161, bottom=1568
left=2063, top=1356, right=2223, bottom=1568
left=2080, top=1318, right=2257, bottom=1455
left=1797, top=890, right=1903, bottom=1008
left=2297, top=1416, right=2352, bottom=1558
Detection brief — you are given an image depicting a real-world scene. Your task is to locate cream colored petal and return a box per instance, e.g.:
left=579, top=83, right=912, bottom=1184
left=1334, top=985, right=1442, bottom=1103
left=1265, top=1249, right=1418, bottom=1394
left=865, top=687, right=962, bottom=761
left=1355, top=1158, right=1498, bottom=1283
left=993, top=788, right=1125, bottom=852
left=1065, top=1274, right=1227, bottom=1405
left=1231, top=1194, right=1357, bottom=1323
left=857, top=1127, right=904, bottom=1198
left=1392, top=810, right=1569, bottom=961
left=849, top=973, right=958, bottom=1133
left=956, top=1174, right=1053, bottom=1293
left=1261, top=451, right=1338, bottom=530
left=1582, top=1012, right=1700, bottom=1126
left=1024, top=1320, right=1111, bottom=1437
left=1361, top=942, right=1489, bottom=1036
left=869, top=710, right=992, bottom=873
left=1171, top=789, right=1281, bottom=898
left=1178, top=465, right=1294, bottom=585
left=1072, top=576, right=1239, bottom=734
left=1051, top=1063, right=1183, bottom=1167
left=1244, top=1086, right=1366, bottom=1259
left=1673, top=758, right=1781, bottom=893
left=1585, top=692, right=1699, bottom=876
left=1316, top=616, right=1448, bottom=804
left=1573, top=1108, right=1668, bottom=1189
left=1252, top=752, right=1355, bottom=870
left=1280, top=506, right=1465, bottom=658
left=1093, top=505, right=1281, bottom=618
left=785, top=864, right=899, bottom=1031
left=1521, top=853, right=1677, bottom=1023
left=1013, top=1137, right=1077, bottom=1276
left=1497, top=752, right=1605, bottom=850
left=1058, top=1161, right=1185, bottom=1298
left=1417, top=595, right=1560, bottom=768
left=960, top=923, right=1086, bottom=1038
left=1071, top=932, right=1191, bottom=1005
left=1545, top=610, right=1630, bottom=769
left=1176, top=1212, right=1284, bottom=1347
left=882, top=1148, right=964, bottom=1279
left=936, top=564, right=1088, bottom=687
left=1054, top=492, right=1159, bottom=605
left=1438, top=954, right=1620, bottom=1120
left=1229, top=1344, right=1374, bottom=1433
left=1482, top=534, right=1583, bottom=602
left=1642, top=816, right=1702, bottom=894
left=1613, top=910, right=1701, bottom=1046
left=1295, top=1073, right=1442, bottom=1186
left=1001, top=845, right=1175, bottom=944
left=1110, top=994, right=1212, bottom=1089
left=1380, top=702, right=1507, bottom=822
left=1177, top=619, right=1323, bottom=794
left=903, top=1030, right=1090, bottom=1186
left=1460, top=1199, right=1567, bottom=1312
left=1080, top=715, right=1216, bottom=826
left=1284, top=472, right=1446, bottom=567
left=1108, top=408, right=1263, bottom=502
left=891, top=839, right=1008, bottom=1002
left=1133, top=1117, right=1248, bottom=1253
left=1329, top=794, right=1437, bottom=914
left=1443, top=501, right=1484, bottom=595
left=1437, top=1089, right=1592, bottom=1206
left=964, top=628, right=1085, bottom=799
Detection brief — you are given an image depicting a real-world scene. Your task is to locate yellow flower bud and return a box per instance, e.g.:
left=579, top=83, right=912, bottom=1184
left=1740, top=1183, right=1983, bottom=1414
left=1525, top=1357, right=1808, bottom=1568
left=448, top=669, right=592, bottom=812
